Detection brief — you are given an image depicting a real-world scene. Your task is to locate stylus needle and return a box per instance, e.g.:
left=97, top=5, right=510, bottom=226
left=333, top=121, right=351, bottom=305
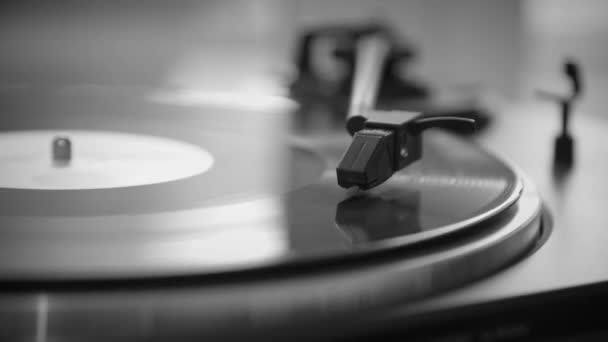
left=337, top=112, right=475, bottom=189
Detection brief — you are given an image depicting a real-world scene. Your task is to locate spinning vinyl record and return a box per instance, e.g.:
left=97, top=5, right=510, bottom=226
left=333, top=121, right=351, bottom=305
left=0, top=90, right=537, bottom=282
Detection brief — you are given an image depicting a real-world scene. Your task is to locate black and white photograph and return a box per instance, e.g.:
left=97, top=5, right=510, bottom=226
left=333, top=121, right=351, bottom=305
left=0, top=1, right=607, bottom=341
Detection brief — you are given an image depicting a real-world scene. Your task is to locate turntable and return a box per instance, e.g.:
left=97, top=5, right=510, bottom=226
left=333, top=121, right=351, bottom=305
left=0, top=25, right=608, bottom=342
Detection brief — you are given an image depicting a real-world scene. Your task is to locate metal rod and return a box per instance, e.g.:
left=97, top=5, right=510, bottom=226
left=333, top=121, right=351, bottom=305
left=346, top=33, right=391, bottom=135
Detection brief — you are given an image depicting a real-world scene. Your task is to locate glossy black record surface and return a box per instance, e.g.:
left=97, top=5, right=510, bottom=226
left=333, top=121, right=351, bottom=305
left=0, top=90, right=521, bottom=280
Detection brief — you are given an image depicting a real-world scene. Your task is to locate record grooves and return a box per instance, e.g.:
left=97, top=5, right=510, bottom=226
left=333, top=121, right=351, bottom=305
left=0, top=91, right=542, bottom=284
left=0, top=88, right=554, bottom=342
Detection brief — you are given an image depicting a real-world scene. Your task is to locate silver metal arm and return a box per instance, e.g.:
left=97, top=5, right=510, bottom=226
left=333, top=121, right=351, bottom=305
left=346, top=33, right=391, bottom=135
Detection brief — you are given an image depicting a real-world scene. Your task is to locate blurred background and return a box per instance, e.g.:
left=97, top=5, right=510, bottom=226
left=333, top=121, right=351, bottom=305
left=0, top=0, right=606, bottom=117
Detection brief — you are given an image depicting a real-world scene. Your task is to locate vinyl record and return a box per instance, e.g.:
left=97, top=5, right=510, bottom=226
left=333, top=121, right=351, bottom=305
left=0, top=90, right=524, bottom=281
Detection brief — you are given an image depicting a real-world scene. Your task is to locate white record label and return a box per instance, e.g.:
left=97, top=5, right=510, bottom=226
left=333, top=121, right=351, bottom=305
left=0, top=130, right=214, bottom=190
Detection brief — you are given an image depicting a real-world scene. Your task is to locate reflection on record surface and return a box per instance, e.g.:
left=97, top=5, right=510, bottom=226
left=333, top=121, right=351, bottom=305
left=0, top=91, right=519, bottom=280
